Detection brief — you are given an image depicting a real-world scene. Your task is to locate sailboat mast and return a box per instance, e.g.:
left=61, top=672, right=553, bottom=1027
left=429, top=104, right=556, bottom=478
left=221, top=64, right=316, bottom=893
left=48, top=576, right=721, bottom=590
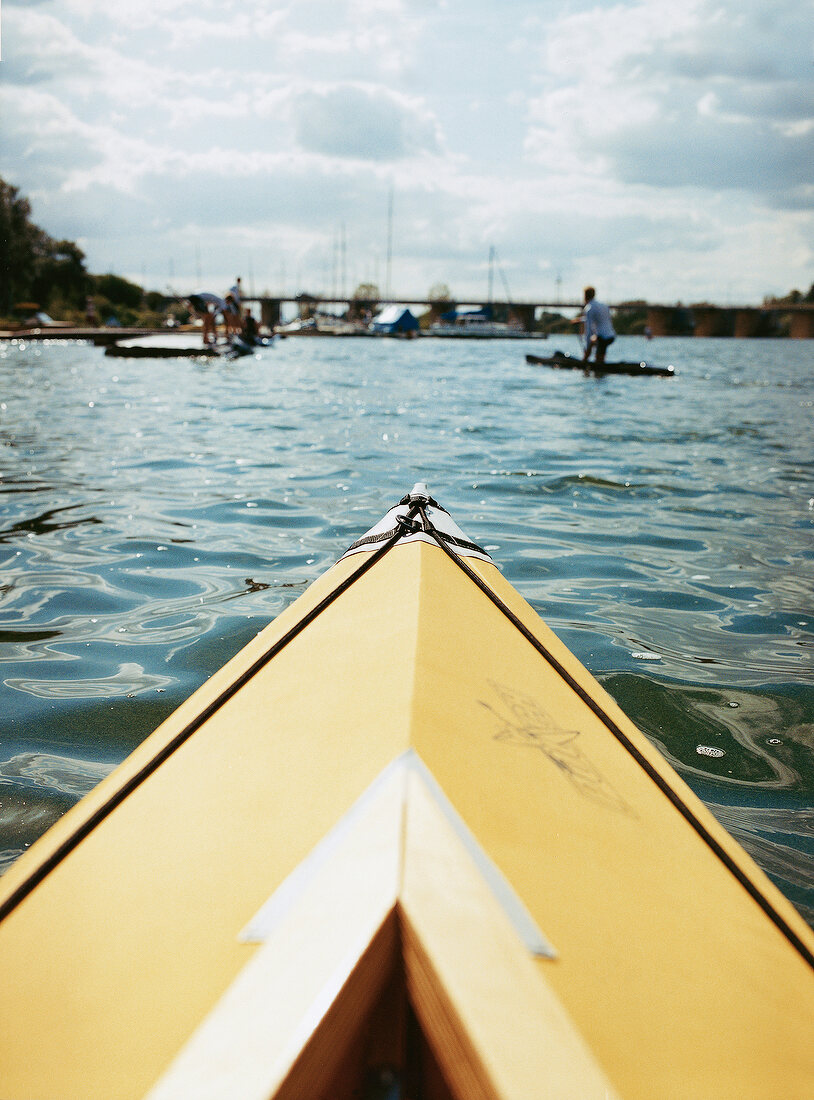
left=385, top=187, right=394, bottom=302
left=340, top=223, right=347, bottom=301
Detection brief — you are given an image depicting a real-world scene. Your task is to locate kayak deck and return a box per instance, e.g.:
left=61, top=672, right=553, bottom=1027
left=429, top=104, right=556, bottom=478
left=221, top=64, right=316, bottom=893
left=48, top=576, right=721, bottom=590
left=0, top=488, right=811, bottom=1099
left=526, top=350, right=675, bottom=376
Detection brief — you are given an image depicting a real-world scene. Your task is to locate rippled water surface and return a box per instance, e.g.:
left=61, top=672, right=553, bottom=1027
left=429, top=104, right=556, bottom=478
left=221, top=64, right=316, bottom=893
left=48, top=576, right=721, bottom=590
left=1, top=334, right=813, bottom=923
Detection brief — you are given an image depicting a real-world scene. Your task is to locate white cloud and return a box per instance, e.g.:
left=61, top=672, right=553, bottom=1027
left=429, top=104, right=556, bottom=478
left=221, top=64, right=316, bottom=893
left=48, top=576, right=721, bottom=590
left=1, top=6, right=98, bottom=85
left=525, top=0, right=814, bottom=209
left=291, top=84, right=441, bottom=160
left=1, top=0, right=812, bottom=302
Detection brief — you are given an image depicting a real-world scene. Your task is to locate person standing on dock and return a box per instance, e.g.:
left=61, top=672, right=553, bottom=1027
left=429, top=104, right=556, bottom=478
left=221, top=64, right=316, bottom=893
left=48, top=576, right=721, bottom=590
left=202, top=304, right=217, bottom=346
left=581, top=286, right=616, bottom=364
left=241, top=309, right=258, bottom=344
left=223, top=292, right=241, bottom=335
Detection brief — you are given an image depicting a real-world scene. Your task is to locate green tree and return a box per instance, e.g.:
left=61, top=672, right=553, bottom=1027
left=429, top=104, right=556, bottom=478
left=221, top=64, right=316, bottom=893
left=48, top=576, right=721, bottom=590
left=32, top=240, right=88, bottom=312
left=92, top=272, right=143, bottom=309
left=0, top=179, right=43, bottom=312
left=428, top=282, right=453, bottom=303
left=352, top=282, right=380, bottom=301
left=145, top=290, right=166, bottom=311
left=0, top=177, right=89, bottom=316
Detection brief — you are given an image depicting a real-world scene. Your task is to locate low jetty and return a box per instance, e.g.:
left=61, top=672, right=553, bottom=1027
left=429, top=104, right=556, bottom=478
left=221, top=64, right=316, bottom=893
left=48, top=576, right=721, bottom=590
left=0, top=327, right=170, bottom=346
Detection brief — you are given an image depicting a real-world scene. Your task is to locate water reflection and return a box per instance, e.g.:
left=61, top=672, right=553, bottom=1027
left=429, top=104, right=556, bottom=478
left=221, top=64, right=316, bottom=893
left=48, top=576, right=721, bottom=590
left=602, top=672, right=814, bottom=922
left=6, top=661, right=173, bottom=700
left=0, top=751, right=115, bottom=872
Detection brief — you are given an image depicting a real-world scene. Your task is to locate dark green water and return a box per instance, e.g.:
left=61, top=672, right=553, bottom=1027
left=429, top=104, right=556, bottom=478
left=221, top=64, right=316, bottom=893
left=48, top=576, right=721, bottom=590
left=1, top=334, right=812, bottom=923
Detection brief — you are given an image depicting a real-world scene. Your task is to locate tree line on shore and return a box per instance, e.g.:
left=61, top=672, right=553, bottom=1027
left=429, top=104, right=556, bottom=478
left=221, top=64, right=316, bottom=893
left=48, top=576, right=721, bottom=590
left=0, top=178, right=170, bottom=328
left=3, top=176, right=811, bottom=333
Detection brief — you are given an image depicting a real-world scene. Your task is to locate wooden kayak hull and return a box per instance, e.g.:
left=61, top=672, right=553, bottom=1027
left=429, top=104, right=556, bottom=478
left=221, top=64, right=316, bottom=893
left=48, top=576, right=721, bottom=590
left=0, top=488, right=810, bottom=1099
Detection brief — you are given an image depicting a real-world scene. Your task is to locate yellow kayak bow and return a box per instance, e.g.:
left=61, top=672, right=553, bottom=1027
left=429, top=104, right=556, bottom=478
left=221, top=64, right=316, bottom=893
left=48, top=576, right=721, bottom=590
left=1, top=485, right=812, bottom=1099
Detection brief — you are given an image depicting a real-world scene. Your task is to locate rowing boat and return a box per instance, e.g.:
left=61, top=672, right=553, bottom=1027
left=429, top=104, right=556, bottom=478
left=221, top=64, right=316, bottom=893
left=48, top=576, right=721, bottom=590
left=526, top=350, right=675, bottom=377
left=0, top=486, right=811, bottom=1099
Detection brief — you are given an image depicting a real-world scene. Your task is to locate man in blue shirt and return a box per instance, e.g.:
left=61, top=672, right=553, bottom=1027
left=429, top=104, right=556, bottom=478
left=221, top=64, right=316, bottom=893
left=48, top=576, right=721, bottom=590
left=581, top=286, right=616, bottom=364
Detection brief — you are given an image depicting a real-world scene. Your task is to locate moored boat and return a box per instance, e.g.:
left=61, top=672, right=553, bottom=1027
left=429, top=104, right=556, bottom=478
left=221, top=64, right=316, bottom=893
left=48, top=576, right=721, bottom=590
left=0, top=486, right=811, bottom=1099
left=105, top=333, right=255, bottom=359
left=428, top=317, right=545, bottom=338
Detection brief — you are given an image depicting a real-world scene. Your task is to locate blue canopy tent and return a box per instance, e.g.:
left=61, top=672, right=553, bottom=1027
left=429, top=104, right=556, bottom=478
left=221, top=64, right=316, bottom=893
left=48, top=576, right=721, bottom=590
left=370, top=306, right=419, bottom=334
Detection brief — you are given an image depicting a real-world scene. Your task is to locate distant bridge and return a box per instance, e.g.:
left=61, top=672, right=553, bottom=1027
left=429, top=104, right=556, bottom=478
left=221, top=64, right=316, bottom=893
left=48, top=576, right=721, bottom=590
left=248, top=295, right=814, bottom=338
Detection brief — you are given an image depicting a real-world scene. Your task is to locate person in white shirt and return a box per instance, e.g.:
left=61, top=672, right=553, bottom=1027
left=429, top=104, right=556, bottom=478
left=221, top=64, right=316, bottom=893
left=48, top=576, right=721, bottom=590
left=581, top=286, right=616, bottom=364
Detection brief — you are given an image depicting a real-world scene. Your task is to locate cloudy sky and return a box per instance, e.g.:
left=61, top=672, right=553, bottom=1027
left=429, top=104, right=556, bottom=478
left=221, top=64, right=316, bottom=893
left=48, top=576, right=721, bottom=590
left=2, top=0, right=812, bottom=306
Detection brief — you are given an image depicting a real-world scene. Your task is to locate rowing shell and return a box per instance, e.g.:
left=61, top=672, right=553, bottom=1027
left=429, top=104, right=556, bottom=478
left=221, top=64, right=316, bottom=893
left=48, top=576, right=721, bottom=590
left=0, top=486, right=811, bottom=1099
left=526, top=351, right=675, bottom=377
